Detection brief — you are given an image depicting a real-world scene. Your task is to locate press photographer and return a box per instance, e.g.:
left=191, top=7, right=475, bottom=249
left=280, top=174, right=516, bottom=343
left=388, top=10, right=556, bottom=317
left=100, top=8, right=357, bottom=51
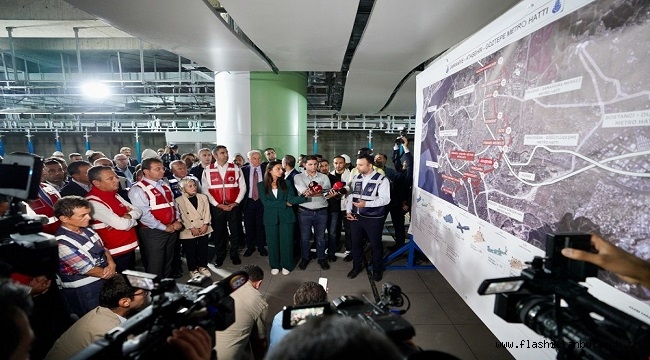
left=273, top=279, right=459, bottom=360
left=478, top=233, right=650, bottom=360
left=70, top=270, right=249, bottom=360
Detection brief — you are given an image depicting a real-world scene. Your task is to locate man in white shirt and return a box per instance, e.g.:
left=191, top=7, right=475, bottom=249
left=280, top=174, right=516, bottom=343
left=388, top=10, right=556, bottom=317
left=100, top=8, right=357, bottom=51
left=201, top=145, right=246, bottom=266
left=346, top=154, right=391, bottom=281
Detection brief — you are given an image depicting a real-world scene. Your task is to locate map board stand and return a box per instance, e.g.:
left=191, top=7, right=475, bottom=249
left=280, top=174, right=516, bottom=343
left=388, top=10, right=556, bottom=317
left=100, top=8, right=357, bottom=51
left=384, top=235, right=436, bottom=270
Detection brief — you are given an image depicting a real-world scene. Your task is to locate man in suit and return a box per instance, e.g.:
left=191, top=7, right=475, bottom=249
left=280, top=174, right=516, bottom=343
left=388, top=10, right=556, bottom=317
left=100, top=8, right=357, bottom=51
left=60, top=161, right=92, bottom=197
left=241, top=150, right=268, bottom=257
left=113, top=153, right=136, bottom=185
left=120, top=146, right=139, bottom=167
left=282, top=154, right=300, bottom=187
left=201, top=145, right=246, bottom=267
left=262, top=147, right=277, bottom=167
left=189, top=148, right=214, bottom=184
left=43, top=158, right=67, bottom=192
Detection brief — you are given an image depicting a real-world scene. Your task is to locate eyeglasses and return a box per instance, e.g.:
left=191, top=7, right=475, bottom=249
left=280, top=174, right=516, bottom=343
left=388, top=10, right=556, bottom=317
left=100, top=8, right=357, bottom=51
left=132, top=289, right=150, bottom=297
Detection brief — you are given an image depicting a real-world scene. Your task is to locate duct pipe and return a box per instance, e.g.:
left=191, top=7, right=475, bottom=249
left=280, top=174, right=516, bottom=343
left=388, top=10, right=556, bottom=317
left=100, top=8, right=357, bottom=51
left=60, top=53, right=66, bottom=87
left=117, top=51, right=123, bottom=86
left=139, top=39, right=145, bottom=83
left=73, top=27, right=82, bottom=74
left=6, top=27, right=17, bottom=81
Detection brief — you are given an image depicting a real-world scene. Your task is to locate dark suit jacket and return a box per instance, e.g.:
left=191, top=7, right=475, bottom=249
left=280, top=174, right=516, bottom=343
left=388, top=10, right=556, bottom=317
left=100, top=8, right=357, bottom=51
left=189, top=165, right=207, bottom=185
left=128, top=158, right=139, bottom=167
left=285, top=168, right=299, bottom=188
left=241, top=163, right=267, bottom=209
left=114, top=166, right=136, bottom=178
left=59, top=181, right=89, bottom=197
left=258, top=181, right=307, bottom=226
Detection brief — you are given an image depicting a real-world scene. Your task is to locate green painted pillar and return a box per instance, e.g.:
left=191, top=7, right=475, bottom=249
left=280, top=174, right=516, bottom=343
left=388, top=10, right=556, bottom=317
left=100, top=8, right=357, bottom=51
left=250, top=72, right=307, bottom=159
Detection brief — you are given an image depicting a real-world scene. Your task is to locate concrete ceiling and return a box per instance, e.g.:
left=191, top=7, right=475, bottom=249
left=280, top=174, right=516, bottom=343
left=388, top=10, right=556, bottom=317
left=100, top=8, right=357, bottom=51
left=0, top=0, right=521, bottom=116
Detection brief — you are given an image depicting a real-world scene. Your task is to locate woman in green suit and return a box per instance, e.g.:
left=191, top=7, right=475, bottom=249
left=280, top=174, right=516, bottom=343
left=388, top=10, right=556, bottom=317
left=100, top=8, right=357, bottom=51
left=259, top=161, right=309, bottom=275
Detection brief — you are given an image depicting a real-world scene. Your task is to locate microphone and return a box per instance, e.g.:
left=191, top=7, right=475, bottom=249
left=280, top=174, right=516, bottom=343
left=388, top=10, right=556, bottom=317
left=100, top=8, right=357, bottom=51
left=308, top=181, right=323, bottom=193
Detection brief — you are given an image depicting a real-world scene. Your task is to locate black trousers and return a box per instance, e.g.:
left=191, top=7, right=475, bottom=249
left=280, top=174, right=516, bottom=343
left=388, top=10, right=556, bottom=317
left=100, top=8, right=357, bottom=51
left=350, top=215, right=385, bottom=271
left=137, top=227, right=177, bottom=278
left=211, top=205, right=241, bottom=261
left=244, top=199, right=266, bottom=250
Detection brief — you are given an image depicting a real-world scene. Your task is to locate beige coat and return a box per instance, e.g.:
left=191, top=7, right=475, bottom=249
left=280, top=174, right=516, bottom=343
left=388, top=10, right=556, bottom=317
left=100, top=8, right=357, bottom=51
left=175, top=193, right=213, bottom=239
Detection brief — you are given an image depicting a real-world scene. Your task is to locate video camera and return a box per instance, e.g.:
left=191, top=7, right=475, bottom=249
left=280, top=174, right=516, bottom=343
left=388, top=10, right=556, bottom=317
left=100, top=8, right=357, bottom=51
left=0, top=153, right=59, bottom=277
left=478, top=233, right=650, bottom=359
left=71, top=270, right=249, bottom=360
left=395, top=130, right=407, bottom=145
left=281, top=281, right=429, bottom=357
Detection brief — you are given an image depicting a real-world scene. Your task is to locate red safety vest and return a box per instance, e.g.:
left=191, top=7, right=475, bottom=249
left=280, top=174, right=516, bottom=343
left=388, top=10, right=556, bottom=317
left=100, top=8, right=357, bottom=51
left=86, top=187, right=139, bottom=256
left=206, top=163, right=240, bottom=204
left=133, top=181, right=176, bottom=225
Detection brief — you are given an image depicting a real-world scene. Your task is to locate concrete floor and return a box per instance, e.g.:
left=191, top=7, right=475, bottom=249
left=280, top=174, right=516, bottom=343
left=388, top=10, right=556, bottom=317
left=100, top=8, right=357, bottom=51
left=169, top=221, right=515, bottom=360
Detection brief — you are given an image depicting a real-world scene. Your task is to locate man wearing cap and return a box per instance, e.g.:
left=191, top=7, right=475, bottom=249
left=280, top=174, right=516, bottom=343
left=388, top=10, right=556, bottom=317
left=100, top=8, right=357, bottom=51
left=120, top=146, right=139, bottom=166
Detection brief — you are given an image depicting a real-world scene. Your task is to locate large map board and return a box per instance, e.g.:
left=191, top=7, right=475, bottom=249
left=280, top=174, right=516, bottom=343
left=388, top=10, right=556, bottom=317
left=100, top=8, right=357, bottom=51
left=413, top=0, right=650, bottom=357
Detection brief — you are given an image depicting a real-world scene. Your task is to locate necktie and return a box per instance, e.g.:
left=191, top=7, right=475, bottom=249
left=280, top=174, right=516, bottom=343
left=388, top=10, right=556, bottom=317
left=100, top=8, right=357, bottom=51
left=252, top=168, right=259, bottom=200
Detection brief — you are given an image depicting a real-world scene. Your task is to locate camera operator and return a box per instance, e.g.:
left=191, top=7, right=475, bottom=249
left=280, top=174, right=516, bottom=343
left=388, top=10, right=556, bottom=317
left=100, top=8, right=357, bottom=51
left=266, top=316, right=403, bottom=360
left=45, top=274, right=150, bottom=360
left=0, top=279, right=34, bottom=360
left=268, top=281, right=328, bottom=351
left=562, top=234, right=650, bottom=289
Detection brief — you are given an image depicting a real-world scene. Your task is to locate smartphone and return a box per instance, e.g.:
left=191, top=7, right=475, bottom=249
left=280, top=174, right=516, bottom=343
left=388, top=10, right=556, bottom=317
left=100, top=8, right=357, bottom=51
left=281, top=302, right=331, bottom=329
left=318, top=277, right=328, bottom=292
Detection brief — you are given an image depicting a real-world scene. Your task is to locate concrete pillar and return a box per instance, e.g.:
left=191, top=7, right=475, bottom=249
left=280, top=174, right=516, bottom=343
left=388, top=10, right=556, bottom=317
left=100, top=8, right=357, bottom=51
left=215, top=71, right=307, bottom=160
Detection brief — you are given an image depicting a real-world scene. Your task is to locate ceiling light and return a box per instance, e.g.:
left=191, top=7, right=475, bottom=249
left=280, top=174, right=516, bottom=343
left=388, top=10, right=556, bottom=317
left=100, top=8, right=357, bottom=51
left=81, top=82, right=110, bottom=99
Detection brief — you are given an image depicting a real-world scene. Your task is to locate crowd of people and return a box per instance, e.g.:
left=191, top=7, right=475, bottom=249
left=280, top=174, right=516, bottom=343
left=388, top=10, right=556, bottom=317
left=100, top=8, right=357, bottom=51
left=1, top=139, right=649, bottom=360
left=0, top=139, right=415, bottom=359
